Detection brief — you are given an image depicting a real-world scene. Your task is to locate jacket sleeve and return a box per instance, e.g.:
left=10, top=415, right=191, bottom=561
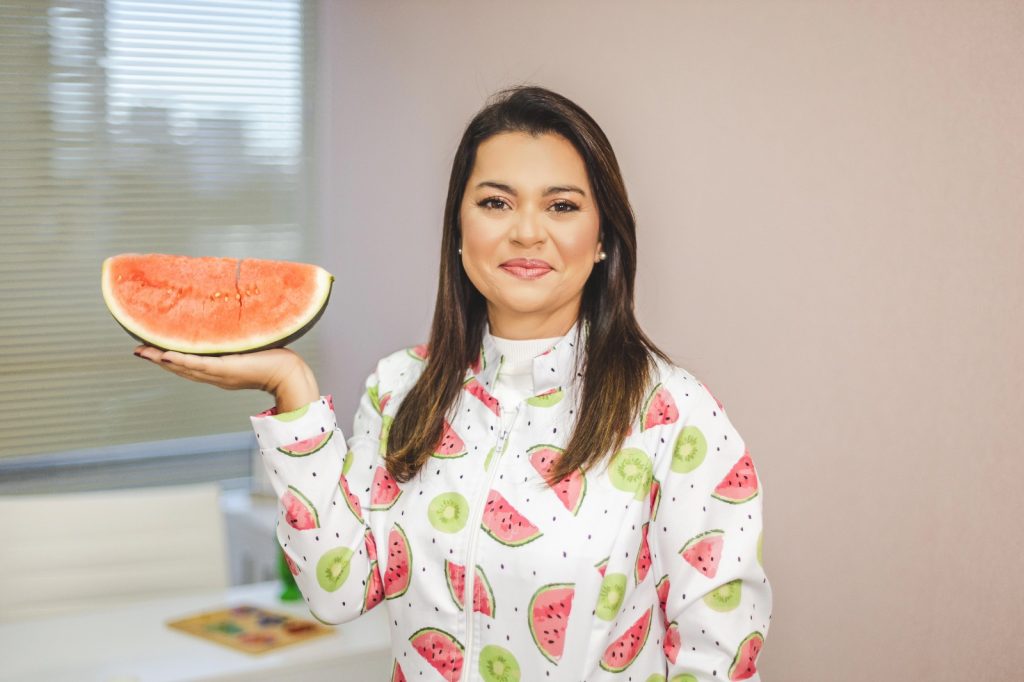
left=650, top=382, right=772, bottom=681
left=249, top=366, right=387, bottom=625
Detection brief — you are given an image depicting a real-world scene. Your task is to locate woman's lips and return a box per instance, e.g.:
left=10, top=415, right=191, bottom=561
left=500, top=264, right=552, bottom=280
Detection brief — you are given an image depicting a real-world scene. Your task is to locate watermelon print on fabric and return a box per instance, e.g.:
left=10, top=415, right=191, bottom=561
left=250, top=320, right=772, bottom=680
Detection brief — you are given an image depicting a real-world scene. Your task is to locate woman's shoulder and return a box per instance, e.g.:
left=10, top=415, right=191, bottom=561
left=645, top=354, right=730, bottom=423
left=370, top=341, right=431, bottom=392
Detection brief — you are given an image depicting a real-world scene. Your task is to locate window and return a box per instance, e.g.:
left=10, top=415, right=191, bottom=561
left=0, top=0, right=320, bottom=463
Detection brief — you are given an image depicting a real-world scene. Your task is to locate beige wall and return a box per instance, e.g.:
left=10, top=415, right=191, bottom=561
left=313, top=2, right=1024, bottom=678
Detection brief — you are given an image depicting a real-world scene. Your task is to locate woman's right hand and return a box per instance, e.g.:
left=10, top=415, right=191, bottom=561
left=133, top=344, right=314, bottom=399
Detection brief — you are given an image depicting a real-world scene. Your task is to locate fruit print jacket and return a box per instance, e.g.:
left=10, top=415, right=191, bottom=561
left=250, top=320, right=772, bottom=682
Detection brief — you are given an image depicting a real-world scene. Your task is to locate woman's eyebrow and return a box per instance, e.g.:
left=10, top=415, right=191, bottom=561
left=474, top=181, right=586, bottom=197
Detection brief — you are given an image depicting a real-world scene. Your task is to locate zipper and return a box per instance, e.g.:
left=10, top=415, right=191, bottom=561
left=462, top=371, right=519, bottom=679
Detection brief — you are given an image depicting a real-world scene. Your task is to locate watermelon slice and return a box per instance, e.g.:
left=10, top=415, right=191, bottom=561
left=663, top=620, right=681, bottom=664
left=481, top=489, right=542, bottom=547
left=370, top=466, right=403, bottom=510
left=463, top=376, right=500, bottom=415
left=655, top=574, right=671, bottom=626
left=338, top=473, right=363, bottom=522
left=102, top=253, right=333, bottom=355
left=276, top=431, right=333, bottom=457
left=407, top=343, right=429, bottom=361
left=409, top=627, right=463, bottom=682
left=712, top=449, right=760, bottom=504
left=594, top=556, right=609, bottom=577
left=641, top=383, right=679, bottom=430
left=283, top=551, right=300, bottom=576
left=364, top=527, right=378, bottom=563
left=362, top=561, right=384, bottom=613
left=634, top=522, right=652, bottom=585
left=390, top=660, right=407, bottom=682
left=443, top=560, right=496, bottom=617
left=728, top=631, right=765, bottom=681
left=680, top=529, right=725, bottom=579
left=528, top=444, right=586, bottom=515
left=526, top=387, right=565, bottom=407
left=528, top=582, right=575, bottom=664
left=433, top=419, right=467, bottom=458
left=383, top=523, right=412, bottom=599
left=282, top=485, right=318, bottom=530
left=649, top=477, right=662, bottom=521
left=599, top=607, right=652, bottom=673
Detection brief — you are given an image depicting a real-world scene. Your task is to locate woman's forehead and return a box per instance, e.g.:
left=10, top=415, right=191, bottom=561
left=469, top=131, right=590, bottom=191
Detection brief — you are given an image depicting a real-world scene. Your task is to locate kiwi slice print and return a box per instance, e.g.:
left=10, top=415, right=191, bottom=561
left=316, top=546, right=353, bottom=592
left=609, top=448, right=653, bottom=500
left=703, top=579, right=742, bottom=612
left=479, top=644, right=521, bottom=682
left=671, top=425, right=707, bottom=473
left=595, top=572, right=627, bottom=621
left=670, top=675, right=698, bottom=682
left=427, top=491, right=470, bottom=533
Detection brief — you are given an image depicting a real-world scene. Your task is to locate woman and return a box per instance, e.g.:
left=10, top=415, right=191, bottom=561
left=135, top=85, right=772, bottom=681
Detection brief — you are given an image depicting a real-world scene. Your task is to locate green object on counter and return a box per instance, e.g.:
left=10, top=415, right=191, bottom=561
left=277, top=546, right=302, bottom=601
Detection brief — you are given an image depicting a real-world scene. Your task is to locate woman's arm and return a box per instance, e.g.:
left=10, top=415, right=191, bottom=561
left=651, top=383, right=773, bottom=680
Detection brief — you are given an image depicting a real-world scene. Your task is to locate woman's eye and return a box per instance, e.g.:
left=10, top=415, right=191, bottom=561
left=551, top=201, right=578, bottom=213
left=479, top=198, right=508, bottom=210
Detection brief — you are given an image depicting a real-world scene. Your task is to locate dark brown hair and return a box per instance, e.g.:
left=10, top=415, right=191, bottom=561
left=386, top=84, right=673, bottom=485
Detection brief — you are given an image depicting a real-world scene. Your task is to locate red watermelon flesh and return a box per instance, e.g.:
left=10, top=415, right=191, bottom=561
left=642, top=384, right=679, bottom=430
left=338, top=473, right=363, bottom=522
left=102, top=253, right=333, bottom=355
left=595, top=557, right=608, bottom=577
left=712, top=449, right=760, bottom=504
left=408, top=343, right=429, bottom=361
left=443, top=560, right=496, bottom=617
left=370, top=466, right=402, bottom=510
left=649, top=477, right=662, bottom=521
left=284, top=552, right=300, bottom=576
left=729, top=631, right=765, bottom=681
left=635, top=522, right=652, bottom=585
left=362, top=561, right=384, bottom=613
left=383, top=523, right=411, bottom=599
left=481, top=489, right=542, bottom=546
left=409, top=627, right=463, bottom=682
left=681, top=529, right=725, bottom=578
left=391, top=660, right=407, bottom=682
left=282, top=486, right=318, bottom=530
left=463, top=376, right=500, bottom=415
left=655, top=575, right=671, bottom=626
left=277, top=431, right=332, bottom=457
left=599, top=607, right=652, bottom=673
left=528, top=445, right=586, bottom=515
left=528, top=583, right=575, bottom=664
left=433, top=420, right=467, bottom=458
left=663, top=620, right=681, bottom=664
left=364, top=527, right=378, bottom=563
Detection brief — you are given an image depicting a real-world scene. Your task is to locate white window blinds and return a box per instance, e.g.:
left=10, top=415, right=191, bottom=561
left=0, top=0, right=321, bottom=459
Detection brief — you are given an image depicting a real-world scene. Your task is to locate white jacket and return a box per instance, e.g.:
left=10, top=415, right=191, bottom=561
left=250, top=320, right=772, bottom=681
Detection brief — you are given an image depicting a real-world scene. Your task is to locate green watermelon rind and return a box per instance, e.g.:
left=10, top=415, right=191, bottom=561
left=283, top=485, right=319, bottom=529
left=408, top=627, right=463, bottom=678
left=528, top=582, right=575, bottom=665
left=526, top=387, right=565, bottom=407
left=338, top=474, right=363, bottom=522
left=599, top=606, right=653, bottom=673
left=443, top=559, right=463, bottom=610
left=276, top=430, right=333, bottom=457
left=102, top=254, right=334, bottom=356
left=383, top=523, right=412, bottom=600
left=728, top=631, right=765, bottom=681
left=473, top=565, right=496, bottom=618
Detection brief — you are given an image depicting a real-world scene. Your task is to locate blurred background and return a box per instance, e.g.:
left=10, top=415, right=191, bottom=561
left=1, top=1, right=1021, bottom=680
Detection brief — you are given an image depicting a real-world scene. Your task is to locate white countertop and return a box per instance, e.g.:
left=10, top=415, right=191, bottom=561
left=0, top=580, right=391, bottom=682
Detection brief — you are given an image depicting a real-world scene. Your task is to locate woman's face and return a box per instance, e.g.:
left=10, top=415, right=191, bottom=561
left=459, top=131, right=603, bottom=339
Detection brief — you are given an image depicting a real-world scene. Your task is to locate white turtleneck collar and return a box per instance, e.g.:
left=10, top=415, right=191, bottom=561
left=490, top=333, right=564, bottom=376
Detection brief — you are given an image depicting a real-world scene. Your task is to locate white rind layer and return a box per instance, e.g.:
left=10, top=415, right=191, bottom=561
left=101, top=255, right=334, bottom=354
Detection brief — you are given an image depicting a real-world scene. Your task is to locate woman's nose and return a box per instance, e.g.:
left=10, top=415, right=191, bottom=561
left=510, top=207, right=545, bottom=246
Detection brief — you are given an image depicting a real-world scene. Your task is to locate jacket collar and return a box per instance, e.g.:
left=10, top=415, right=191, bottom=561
left=469, top=318, right=588, bottom=398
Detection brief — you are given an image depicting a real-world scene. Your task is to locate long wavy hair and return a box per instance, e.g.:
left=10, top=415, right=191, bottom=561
left=386, top=84, right=673, bottom=485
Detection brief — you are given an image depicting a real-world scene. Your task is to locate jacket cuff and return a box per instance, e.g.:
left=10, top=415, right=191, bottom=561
left=250, top=394, right=337, bottom=452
